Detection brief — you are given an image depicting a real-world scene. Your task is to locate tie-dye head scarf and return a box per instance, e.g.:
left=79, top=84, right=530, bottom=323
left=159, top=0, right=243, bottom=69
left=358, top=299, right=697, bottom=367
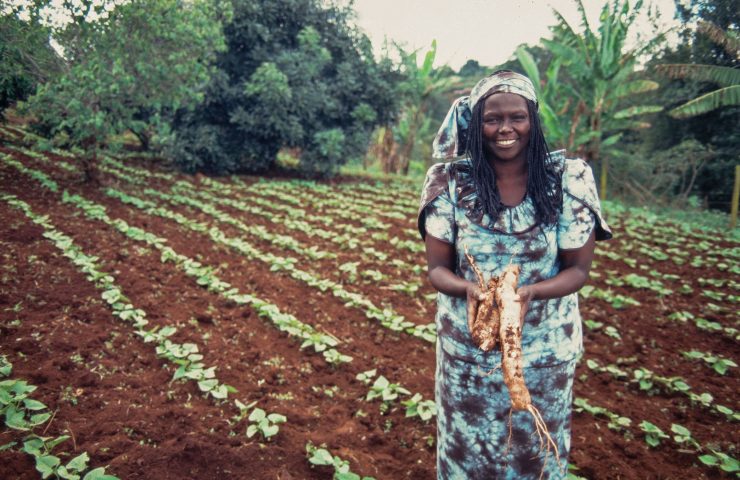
left=432, top=71, right=538, bottom=159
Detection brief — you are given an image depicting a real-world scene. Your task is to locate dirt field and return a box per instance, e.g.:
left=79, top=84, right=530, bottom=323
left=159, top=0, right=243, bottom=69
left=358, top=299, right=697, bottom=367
left=0, top=126, right=737, bottom=479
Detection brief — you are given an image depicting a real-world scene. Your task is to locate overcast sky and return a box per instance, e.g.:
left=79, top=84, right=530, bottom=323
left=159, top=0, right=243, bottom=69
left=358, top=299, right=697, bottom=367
left=351, top=0, right=682, bottom=70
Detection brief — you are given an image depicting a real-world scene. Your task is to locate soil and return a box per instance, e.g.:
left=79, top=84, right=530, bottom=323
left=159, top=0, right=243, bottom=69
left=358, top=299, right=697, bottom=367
left=0, top=125, right=737, bottom=480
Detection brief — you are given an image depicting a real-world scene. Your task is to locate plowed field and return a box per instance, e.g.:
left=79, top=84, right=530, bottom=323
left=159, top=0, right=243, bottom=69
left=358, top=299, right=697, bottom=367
left=1, top=125, right=737, bottom=479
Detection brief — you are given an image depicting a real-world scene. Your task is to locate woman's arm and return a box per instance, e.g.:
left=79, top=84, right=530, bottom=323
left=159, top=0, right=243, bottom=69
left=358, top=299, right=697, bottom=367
left=425, top=235, right=485, bottom=331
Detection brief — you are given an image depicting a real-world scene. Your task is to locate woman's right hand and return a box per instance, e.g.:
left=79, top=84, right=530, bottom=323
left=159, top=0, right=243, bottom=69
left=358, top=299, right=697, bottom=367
left=466, top=281, right=486, bottom=333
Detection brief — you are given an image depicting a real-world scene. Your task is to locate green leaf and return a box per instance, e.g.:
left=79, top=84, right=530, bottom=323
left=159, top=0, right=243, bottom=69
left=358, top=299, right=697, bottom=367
left=30, top=412, right=52, bottom=426
left=308, top=448, right=334, bottom=466
left=197, top=379, right=218, bottom=392
left=267, top=413, right=286, bottom=423
left=613, top=105, right=663, bottom=119
left=335, top=473, right=361, bottom=480
left=23, top=399, right=48, bottom=411
left=657, top=64, right=740, bottom=87
left=57, top=465, right=80, bottom=480
left=0, top=441, right=17, bottom=451
left=83, top=467, right=120, bottom=480
left=209, top=385, right=228, bottom=399
left=669, top=85, right=740, bottom=119
left=6, top=407, right=29, bottom=430
left=46, top=435, right=70, bottom=451
left=66, top=452, right=90, bottom=472
left=36, top=454, right=61, bottom=479
left=248, top=408, right=266, bottom=422
left=262, top=424, right=279, bottom=438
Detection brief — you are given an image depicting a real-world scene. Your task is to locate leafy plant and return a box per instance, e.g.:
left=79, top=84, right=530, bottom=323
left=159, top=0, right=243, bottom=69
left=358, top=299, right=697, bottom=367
left=306, top=442, right=375, bottom=480
left=401, top=393, right=437, bottom=422
left=670, top=423, right=700, bottom=450
left=246, top=408, right=286, bottom=440
left=639, top=421, right=669, bottom=447
left=573, top=397, right=631, bottom=432
left=682, top=350, right=738, bottom=375
left=366, top=376, right=410, bottom=414
left=698, top=450, right=739, bottom=473
left=23, top=435, right=118, bottom=480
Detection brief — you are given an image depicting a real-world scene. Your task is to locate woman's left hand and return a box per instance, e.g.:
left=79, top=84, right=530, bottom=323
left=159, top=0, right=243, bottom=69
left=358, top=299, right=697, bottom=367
left=514, top=285, right=536, bottom=328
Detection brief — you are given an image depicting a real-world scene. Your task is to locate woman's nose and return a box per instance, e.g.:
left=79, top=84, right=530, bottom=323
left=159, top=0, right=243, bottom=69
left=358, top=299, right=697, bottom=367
left=499, top=120, right=513, bottom=132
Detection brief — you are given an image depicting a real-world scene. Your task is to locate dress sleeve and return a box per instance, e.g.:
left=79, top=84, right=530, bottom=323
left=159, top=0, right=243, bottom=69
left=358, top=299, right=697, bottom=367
left=424, top=194, right=456, bottom=244
left=417, top=163, right=454, bottom=241
left=557, top=158, right=613, bottom=250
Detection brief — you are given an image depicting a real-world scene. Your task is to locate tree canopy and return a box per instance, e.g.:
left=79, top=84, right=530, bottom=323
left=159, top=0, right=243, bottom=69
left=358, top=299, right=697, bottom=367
left=23, top=0, right=227, bottom=181
left=0, top=5, right=62, bottom=121
left=168, top=0, right=400, bottom=177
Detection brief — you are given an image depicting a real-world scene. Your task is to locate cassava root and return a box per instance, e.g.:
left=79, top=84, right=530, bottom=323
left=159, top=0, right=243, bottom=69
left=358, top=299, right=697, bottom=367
left=464, top=249, right=563, bottom=478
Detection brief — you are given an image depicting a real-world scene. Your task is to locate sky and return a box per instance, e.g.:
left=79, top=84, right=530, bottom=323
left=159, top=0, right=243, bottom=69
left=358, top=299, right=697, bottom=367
left=351, top=0, right=683, bottom=71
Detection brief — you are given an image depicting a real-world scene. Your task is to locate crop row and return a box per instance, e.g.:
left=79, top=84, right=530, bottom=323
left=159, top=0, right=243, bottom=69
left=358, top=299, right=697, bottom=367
left=1, top=356, right=119, bottom=480
left=3, top=153, right=439, bottom=426
left=573, top=395, right=738, bottom=475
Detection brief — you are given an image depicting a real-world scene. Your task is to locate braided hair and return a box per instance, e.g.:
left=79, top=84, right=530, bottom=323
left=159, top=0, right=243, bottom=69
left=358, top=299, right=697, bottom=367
left=465, top=94, right=562, bottom=226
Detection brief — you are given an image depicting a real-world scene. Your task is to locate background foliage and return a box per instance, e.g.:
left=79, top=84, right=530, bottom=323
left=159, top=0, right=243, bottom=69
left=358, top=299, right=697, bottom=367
left=0, top=0, right=737, bottom=211
left=168, top=0, right=400, bottom=177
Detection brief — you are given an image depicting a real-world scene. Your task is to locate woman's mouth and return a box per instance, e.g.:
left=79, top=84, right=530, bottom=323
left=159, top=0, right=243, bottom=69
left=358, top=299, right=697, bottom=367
left=495, top=139, right=517, bottom=147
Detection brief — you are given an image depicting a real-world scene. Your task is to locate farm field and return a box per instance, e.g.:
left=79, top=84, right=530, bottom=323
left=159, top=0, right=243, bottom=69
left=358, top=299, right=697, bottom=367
left=0, top=125, right=738, bottom=479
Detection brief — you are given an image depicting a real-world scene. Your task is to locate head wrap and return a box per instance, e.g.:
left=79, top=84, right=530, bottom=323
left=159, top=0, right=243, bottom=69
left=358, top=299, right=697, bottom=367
left=432, top=71, right=538, bottom=159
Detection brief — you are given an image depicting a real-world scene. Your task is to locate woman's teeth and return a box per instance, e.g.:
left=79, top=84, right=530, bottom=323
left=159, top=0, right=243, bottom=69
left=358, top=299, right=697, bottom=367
left=496, top=139, right=516, bottom=146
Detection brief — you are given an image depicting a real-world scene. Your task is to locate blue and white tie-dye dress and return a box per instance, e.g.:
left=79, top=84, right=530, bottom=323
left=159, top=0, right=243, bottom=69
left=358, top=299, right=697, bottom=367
left=417, top=151, right=612, bottom=479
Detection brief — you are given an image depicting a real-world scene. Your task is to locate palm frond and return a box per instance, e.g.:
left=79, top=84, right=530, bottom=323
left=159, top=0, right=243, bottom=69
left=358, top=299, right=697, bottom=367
left=669, top=85, right=740, bottom=118
left=656, top=64, right=740, bottom=88
left=515, top=46, right=541, bottom=90
left=697, top=21, right=740, bottom=60
left=613, top=79, right=660, bottom=98
left=613, top=104, right=663, bottom=118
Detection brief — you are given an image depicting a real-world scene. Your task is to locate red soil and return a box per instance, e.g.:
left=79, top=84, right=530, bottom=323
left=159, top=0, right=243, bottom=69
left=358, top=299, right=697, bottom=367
left=0, top=128, right=737, bottom=479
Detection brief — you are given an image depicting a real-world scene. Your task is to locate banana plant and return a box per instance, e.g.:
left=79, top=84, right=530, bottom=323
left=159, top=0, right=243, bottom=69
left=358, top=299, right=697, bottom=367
left=541, top=0, right=664, bottom=199
left=657, top=21, right=740, bottom=118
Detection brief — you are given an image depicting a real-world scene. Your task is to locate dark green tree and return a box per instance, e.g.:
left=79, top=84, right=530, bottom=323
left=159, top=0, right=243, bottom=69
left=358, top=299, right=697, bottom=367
left=169, top=0, right=399, bottom=177
left=0, top=5, right=63, bottom=121
left=542, top=0, right=664, bottom=200
left=643, top=0, right=739, bottom=209
left=25, top=0, right=227, bottom=182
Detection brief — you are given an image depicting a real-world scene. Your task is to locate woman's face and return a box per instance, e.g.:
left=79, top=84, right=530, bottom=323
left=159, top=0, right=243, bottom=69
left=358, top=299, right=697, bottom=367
left=481, top=92, right=530, bottom=164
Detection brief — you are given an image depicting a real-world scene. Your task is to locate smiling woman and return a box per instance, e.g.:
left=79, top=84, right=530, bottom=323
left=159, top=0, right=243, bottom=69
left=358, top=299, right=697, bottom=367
left=418, top=71, right=612, bottom=479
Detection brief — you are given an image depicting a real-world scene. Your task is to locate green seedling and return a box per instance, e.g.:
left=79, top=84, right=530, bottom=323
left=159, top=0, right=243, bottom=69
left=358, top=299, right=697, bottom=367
left=698, top=450, right=739, bottom=473
left=401, top=393, right=437, bottom=422
left=639, top=421, right=669, bottom=447
left=246, top=407, right=286, bottom=440
left=306, top=442, right=375, bottom=480
left=682, top=350, right=738, bottom=375
left=670, top=424, right=700, bottom=450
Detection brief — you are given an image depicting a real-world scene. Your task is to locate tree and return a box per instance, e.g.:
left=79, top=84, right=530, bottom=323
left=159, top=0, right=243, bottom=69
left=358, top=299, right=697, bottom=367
left=25, top=0, right=227, bottom=182
left=542, top=0, right=664, bottom=200
left=0, top=5, right=63, bottom=121
left=458, top=59, right=490, bottom=79
left=169, top=0, right=399, bottom=177
left=515, top=45, right=581, bottom=151
left=382, top=40, right=462, bottom=175
left=636, top=0, right=740, bottom=210
left=657, top=21, right=740, bottom=118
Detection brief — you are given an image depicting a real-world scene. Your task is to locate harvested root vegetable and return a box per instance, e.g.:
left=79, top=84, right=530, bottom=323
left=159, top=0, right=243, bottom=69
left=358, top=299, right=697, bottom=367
left=465, top=252, right=562, bottom=478
left=464, top=247, right=500, bottom=352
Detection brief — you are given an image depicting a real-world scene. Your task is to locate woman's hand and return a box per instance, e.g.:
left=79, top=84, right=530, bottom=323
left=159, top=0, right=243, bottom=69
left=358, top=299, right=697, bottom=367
left=514, top=285, right=537, bottom=328
left=466, top=282, right=487, bottom=333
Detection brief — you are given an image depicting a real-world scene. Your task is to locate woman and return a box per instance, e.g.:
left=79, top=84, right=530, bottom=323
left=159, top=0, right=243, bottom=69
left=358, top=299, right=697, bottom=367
left=418, top=70, right=612, bottom=479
